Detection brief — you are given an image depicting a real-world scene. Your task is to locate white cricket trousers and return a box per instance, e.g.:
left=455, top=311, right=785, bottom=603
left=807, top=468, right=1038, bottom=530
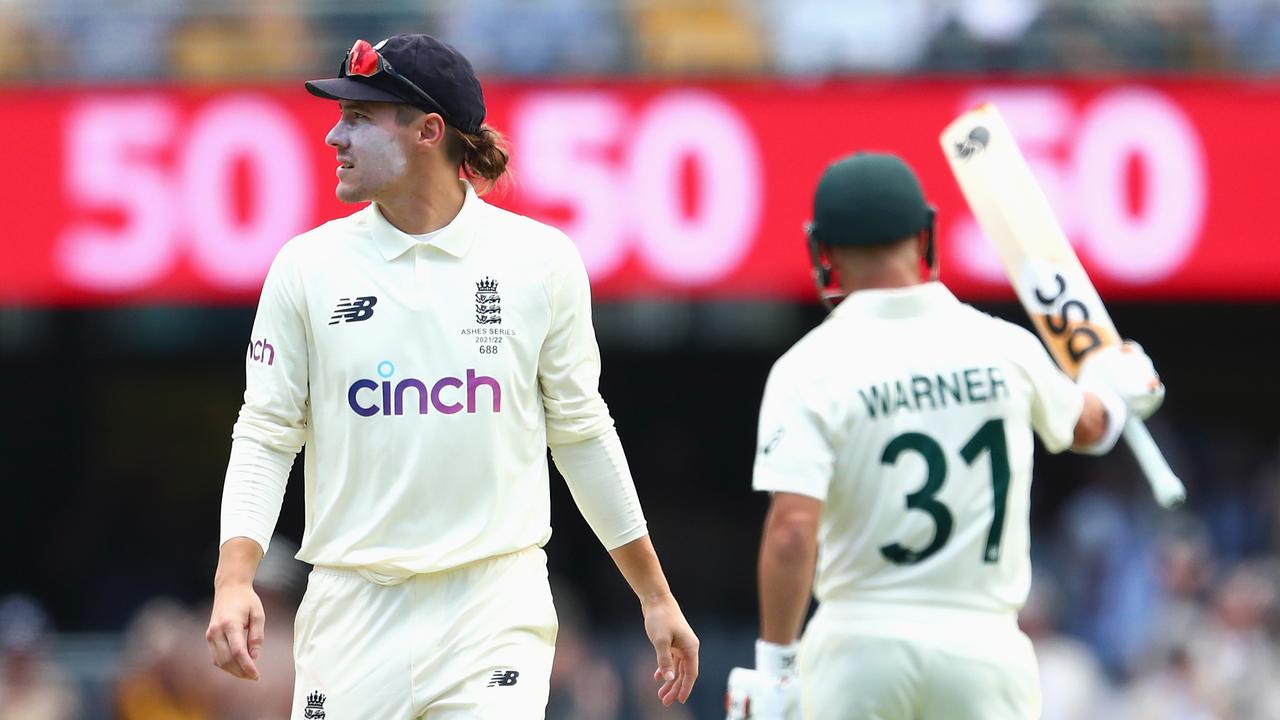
left=797, top=601, right=1041, bottom=720
left=290, top=546, right=558, bottom=719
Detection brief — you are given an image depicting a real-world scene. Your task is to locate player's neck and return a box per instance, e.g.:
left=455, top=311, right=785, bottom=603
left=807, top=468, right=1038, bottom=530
left=374, top=171, right=467, bottom=236
left=836, top=261, right=922, bottom=293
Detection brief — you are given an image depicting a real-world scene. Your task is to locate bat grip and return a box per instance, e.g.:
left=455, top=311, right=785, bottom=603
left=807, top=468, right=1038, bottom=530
left=1122, top=417, right=1186, bottom=509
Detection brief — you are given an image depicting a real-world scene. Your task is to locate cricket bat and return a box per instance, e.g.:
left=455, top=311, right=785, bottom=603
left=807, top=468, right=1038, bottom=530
left=939, top=104, right=1185, bottom=509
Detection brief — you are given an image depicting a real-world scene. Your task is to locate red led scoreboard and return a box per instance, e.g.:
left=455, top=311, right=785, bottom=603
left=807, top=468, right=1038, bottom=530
left=3, top=79, right=1277, bottom=305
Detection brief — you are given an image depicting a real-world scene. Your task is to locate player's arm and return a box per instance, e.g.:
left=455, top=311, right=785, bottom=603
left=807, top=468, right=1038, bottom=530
left=1021, top=339, right=1121, bottom=456
left=751, top=360, right=833, bottom=647
left=1072, top=392, right=1110, bottom=449
left=730, top=491, right=819, bottom=719
left=607, top=535, right=701, bottom=706
left=759, top=492, right=821, bottom=646
left=537, top=235, right=698, bottom=706
left=209, top=538, right=266, bottom=680
left=1016, top=328, right=1162, bottom=456
left=550, top=433, right=699, bottom=706
left=207, top=242, right=310, bottom=681
left=728, top=358, right=833, bottom=718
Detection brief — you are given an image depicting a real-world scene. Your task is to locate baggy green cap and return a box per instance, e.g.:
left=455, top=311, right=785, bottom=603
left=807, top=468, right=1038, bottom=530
left=809, top=152, right=931, bottom=246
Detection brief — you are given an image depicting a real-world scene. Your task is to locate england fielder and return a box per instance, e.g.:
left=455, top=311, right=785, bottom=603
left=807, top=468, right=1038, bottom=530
left=726, top=153, right=1164, bottom=719
left=204, top=34, right=699, bottom=719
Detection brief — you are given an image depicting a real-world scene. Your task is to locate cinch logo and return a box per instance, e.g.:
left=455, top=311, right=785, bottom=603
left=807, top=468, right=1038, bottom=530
left=347, top=361, right=502, bottom=417
left=247, top=338, right=275, bottom=365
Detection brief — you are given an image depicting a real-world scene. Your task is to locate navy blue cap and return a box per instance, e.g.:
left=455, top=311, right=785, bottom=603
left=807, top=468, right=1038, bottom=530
left=306, top=34, right=486, bottom=134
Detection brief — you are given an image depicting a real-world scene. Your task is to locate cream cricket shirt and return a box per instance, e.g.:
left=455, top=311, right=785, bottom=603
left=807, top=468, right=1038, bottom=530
left=754, top=283, right=1084, bottom=616
left=221, top=184, right=646, bottom=579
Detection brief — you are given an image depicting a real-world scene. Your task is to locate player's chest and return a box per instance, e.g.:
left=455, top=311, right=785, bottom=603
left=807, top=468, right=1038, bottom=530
left=304, top=255, right=550, bottom=377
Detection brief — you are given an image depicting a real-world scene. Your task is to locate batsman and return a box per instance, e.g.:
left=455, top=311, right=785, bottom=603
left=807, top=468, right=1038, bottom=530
left=726, top=153, right=1166, bottom=719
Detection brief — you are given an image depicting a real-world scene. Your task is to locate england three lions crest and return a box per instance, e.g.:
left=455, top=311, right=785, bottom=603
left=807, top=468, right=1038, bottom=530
left=476, top=277, right=501, bottom=325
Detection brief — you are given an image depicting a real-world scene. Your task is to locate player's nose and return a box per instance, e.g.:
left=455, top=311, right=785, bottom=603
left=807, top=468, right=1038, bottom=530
left=325, top=121, right=348, bottom=150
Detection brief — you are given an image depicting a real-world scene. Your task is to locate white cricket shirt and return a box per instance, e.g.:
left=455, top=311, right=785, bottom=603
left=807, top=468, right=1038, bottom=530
left=754, top=283, right=1084, bottom=616
left=221, top=184, right=646, bottom=579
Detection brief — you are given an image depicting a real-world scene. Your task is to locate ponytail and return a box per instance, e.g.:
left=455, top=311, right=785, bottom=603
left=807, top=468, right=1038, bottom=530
left=448, top=124, right=510, bottom=194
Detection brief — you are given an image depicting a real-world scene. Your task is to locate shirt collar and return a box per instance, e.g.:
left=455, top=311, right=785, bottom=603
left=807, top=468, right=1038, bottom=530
left=367, top=182, right=481, bottom=261
left=830, top=282, right=958, bottom=321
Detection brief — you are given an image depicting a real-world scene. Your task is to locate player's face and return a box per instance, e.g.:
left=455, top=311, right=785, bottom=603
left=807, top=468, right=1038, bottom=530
left=326, top=101, right=414, bottom=203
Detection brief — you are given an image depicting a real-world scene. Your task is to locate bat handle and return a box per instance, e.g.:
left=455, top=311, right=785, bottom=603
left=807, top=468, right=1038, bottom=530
left=1122, top=417, right=1186, bottom=509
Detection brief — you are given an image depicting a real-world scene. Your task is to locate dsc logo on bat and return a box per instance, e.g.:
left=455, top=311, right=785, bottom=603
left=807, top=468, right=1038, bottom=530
left=1017, top=262, right=1116, bottom=375
left=347, top=361, right=502, bottom=417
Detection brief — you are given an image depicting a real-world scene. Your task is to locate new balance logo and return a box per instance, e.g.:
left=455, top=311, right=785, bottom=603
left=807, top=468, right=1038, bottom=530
left=329, top=296, right=378, bottom=325
left=487, top=669, right=520, bottom=687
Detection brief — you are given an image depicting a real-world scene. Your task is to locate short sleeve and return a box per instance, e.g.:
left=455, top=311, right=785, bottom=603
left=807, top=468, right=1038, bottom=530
left=752, top=356, right=836, bottom=501
left=1010, top=328, right=1085, bottom=454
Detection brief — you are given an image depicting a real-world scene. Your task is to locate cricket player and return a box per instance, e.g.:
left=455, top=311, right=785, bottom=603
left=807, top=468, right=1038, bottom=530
left=726, top=153, right=1164, bottom=720
left=204, top=34, right=699, bottom=719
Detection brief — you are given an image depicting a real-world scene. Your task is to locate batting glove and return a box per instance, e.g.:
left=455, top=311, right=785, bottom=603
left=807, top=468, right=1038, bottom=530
left=1078, top=341, right=1165, bottom=420
left=725, top=641, right=800, bottom=720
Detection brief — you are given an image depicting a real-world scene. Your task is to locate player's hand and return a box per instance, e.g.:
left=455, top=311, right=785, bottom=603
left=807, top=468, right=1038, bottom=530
left=1079, top=341, right=1165, bottom=419
left=205, top=581, right=265, bottom=681
left=641, top=591, right=700, bottom=706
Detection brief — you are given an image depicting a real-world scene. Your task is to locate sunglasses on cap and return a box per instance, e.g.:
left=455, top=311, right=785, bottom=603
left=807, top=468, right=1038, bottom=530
left=341, top=39, right=448, bottom=118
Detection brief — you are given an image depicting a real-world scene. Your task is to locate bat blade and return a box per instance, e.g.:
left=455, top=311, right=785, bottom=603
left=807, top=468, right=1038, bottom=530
left=940, top=104, right=1120, bottom=377
left=940, top=103, right=1185, bottom=508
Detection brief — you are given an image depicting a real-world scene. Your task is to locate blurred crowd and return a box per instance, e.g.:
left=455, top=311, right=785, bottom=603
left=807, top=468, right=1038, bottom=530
left=1, top=0, right=1280, bottom=82
left=0, top=535, right=703, bottom=720
left=5, top=433, right=1280, bottom=719
left=1027, top=473, right=1280, bottom=719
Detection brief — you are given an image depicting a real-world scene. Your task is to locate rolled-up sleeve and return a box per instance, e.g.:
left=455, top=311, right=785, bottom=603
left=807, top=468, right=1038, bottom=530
left=551, top=428, right=648, bottom=550
left=219, top=242, right=310, bottom=554
left=539, top=236, right=647, bottom=549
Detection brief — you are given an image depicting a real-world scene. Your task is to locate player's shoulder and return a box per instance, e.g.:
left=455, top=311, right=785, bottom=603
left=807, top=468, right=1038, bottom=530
left=768, top=321, right=842, bottom=389
left=950, top=301, right=1045, bottom=355
left=476, top=200, right=578, bottom=260
left=274, top=206, right=369, bottom=266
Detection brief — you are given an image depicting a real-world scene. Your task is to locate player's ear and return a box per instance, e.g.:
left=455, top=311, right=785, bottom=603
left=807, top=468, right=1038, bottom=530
left=919, top=207, right=939, bottom=281
left=416, top=112, right=447, bottom=149
left=817, top=242, right=838, bottom=288
left=917, top=230, right=930, bottom=259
